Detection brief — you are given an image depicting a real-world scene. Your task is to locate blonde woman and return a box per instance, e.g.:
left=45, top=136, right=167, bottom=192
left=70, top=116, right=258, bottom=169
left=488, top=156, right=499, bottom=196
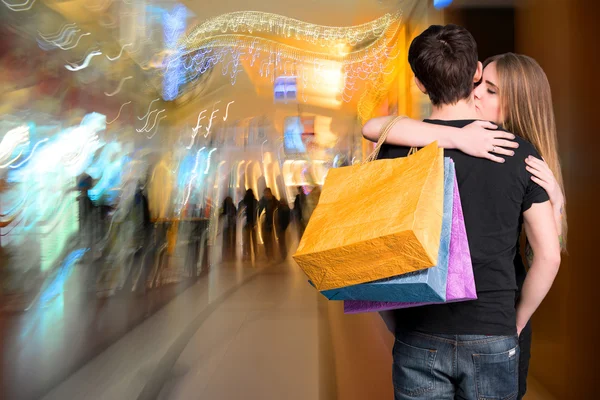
left=363, top=52, right=565, bottom=400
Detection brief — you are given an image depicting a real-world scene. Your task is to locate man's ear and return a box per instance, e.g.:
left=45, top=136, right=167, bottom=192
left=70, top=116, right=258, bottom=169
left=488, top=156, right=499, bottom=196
left=473, top=61, right=483, bottom=82
left=414, top=77, right=427, bottom=95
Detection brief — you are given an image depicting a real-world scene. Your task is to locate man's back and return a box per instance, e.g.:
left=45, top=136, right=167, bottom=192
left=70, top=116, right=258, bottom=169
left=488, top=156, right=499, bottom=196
left=379, top=119, right=549, bottom=335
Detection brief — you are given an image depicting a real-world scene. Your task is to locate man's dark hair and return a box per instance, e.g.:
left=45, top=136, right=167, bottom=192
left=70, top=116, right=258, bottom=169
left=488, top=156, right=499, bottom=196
left=408, top=24, right=478, bottom=106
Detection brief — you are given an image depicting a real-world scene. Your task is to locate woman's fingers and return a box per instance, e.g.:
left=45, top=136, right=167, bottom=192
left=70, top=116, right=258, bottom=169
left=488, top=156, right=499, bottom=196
left=531, top=175, right=549, bottom=190
left=525, top=164, right=544, bottom=176
left=474, top=120, right=498, bottom=130
left=493, top=139, right=519, bottom=149
left=526, top=165, right=552, bottom=183
left=526, top=156, right=547, bottom=167
left=485, top=153, right=506, bottom=163
left=526, top=158, right=553, bottom=177
left=492, top=146, right=514, bottom=156
left=494, top=131, right=516, bottom=140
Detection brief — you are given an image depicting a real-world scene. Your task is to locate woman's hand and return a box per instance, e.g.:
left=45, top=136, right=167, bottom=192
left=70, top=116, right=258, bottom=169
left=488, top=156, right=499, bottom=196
left=525, top=156, right=565, bottom=208
left=454, top=121, right=519, bottom=163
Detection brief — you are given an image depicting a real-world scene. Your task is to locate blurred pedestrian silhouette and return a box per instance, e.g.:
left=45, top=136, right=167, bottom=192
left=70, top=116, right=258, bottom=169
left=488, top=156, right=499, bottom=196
left=221, top=196, right=237, bottom=261
left=293, top=186, right=306, bottom=238
left=276, top=199, right=291, bottom=260
left=240, top=189, right=258, bottom=261
left=258, top=188, right=278, bottom=261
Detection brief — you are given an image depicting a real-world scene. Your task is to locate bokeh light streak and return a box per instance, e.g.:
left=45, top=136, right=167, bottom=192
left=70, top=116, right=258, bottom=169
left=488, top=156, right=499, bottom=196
left=38, top=23, right=77, bottom=41
left=137, top=109, right=165, bottom=133
left=9, top=138, right=49, bottom=169
left=58, top=32, right=91, bottom=51
left=104, top=76, right=132, bottom=96
left=107, top=101, right=132, bottom=124
left=137, top=98, right=160, bottom=120
left=2, top=0, right=37, bottom=12
left=106, top=43, right=133, bottom=61
left=65, top=50, right=102, bottom=71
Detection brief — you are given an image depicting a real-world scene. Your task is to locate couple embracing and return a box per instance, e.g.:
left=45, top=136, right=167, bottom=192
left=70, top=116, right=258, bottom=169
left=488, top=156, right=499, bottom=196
left=363, top=24, right=565, bottom=400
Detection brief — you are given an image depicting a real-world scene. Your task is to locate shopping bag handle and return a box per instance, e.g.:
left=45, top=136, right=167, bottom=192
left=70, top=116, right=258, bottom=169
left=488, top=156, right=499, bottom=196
left=364, top=115, right=408, bottom=163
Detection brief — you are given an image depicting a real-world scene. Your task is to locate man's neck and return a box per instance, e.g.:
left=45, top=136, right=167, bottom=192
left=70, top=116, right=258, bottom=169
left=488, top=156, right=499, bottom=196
left=428, top=97, right=478, bottom=121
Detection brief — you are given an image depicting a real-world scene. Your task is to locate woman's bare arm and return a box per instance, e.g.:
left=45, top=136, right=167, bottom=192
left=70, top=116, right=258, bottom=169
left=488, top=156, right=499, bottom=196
left=362, top=116, right=519, bottom=163
left=517, top=201, right=562, bottom=335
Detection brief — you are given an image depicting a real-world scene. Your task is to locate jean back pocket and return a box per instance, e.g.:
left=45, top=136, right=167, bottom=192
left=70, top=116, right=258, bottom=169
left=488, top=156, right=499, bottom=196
left=393, top=339, right=437, bottom=397
left=473, top=345, right=519, bottom=400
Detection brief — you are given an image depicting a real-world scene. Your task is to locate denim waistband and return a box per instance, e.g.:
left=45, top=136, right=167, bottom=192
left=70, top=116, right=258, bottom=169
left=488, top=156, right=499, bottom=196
left=397, top=330, right=518, bottom=345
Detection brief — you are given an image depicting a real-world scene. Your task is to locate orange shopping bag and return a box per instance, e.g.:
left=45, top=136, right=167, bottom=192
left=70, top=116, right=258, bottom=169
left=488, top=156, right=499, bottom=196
left=293, top=117, right=444, bottom=291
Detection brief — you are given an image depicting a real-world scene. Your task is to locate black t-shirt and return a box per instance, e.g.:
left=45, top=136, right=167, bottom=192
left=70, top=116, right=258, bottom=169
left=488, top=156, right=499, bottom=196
left=380, top=119, right=549, bottom=336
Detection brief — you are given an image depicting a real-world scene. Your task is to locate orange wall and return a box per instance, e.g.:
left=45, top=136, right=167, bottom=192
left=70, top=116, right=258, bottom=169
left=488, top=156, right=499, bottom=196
left=516, top=0, right=599, bottom=398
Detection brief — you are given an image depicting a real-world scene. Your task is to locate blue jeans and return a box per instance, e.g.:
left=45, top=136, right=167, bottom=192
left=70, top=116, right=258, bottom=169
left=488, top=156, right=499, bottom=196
left=393, top=331, right=520, bottom=400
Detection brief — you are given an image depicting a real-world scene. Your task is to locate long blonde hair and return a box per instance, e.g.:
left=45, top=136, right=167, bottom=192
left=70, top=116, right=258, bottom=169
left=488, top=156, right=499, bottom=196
left=484, top=53, right=567, bottom=249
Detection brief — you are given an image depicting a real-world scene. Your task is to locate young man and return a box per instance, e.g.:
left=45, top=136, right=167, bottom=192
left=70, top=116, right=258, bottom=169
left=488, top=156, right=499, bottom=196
left=364, top=25, right=561, bottom=399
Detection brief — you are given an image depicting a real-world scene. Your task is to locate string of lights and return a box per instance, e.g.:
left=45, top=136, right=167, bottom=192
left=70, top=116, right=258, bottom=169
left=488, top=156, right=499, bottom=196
left=186, top=11, right=399, bottom=47
left=174, top=11, right=403, bottom=119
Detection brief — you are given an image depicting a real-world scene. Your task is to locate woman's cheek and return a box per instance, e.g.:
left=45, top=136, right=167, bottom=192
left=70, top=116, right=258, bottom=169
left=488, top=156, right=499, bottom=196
left=492, top=100, right=502, bottom=123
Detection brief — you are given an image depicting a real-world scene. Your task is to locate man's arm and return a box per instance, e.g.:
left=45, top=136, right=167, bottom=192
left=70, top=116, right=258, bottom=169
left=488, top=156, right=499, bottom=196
left=517, top=201, right=562, bottom=334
